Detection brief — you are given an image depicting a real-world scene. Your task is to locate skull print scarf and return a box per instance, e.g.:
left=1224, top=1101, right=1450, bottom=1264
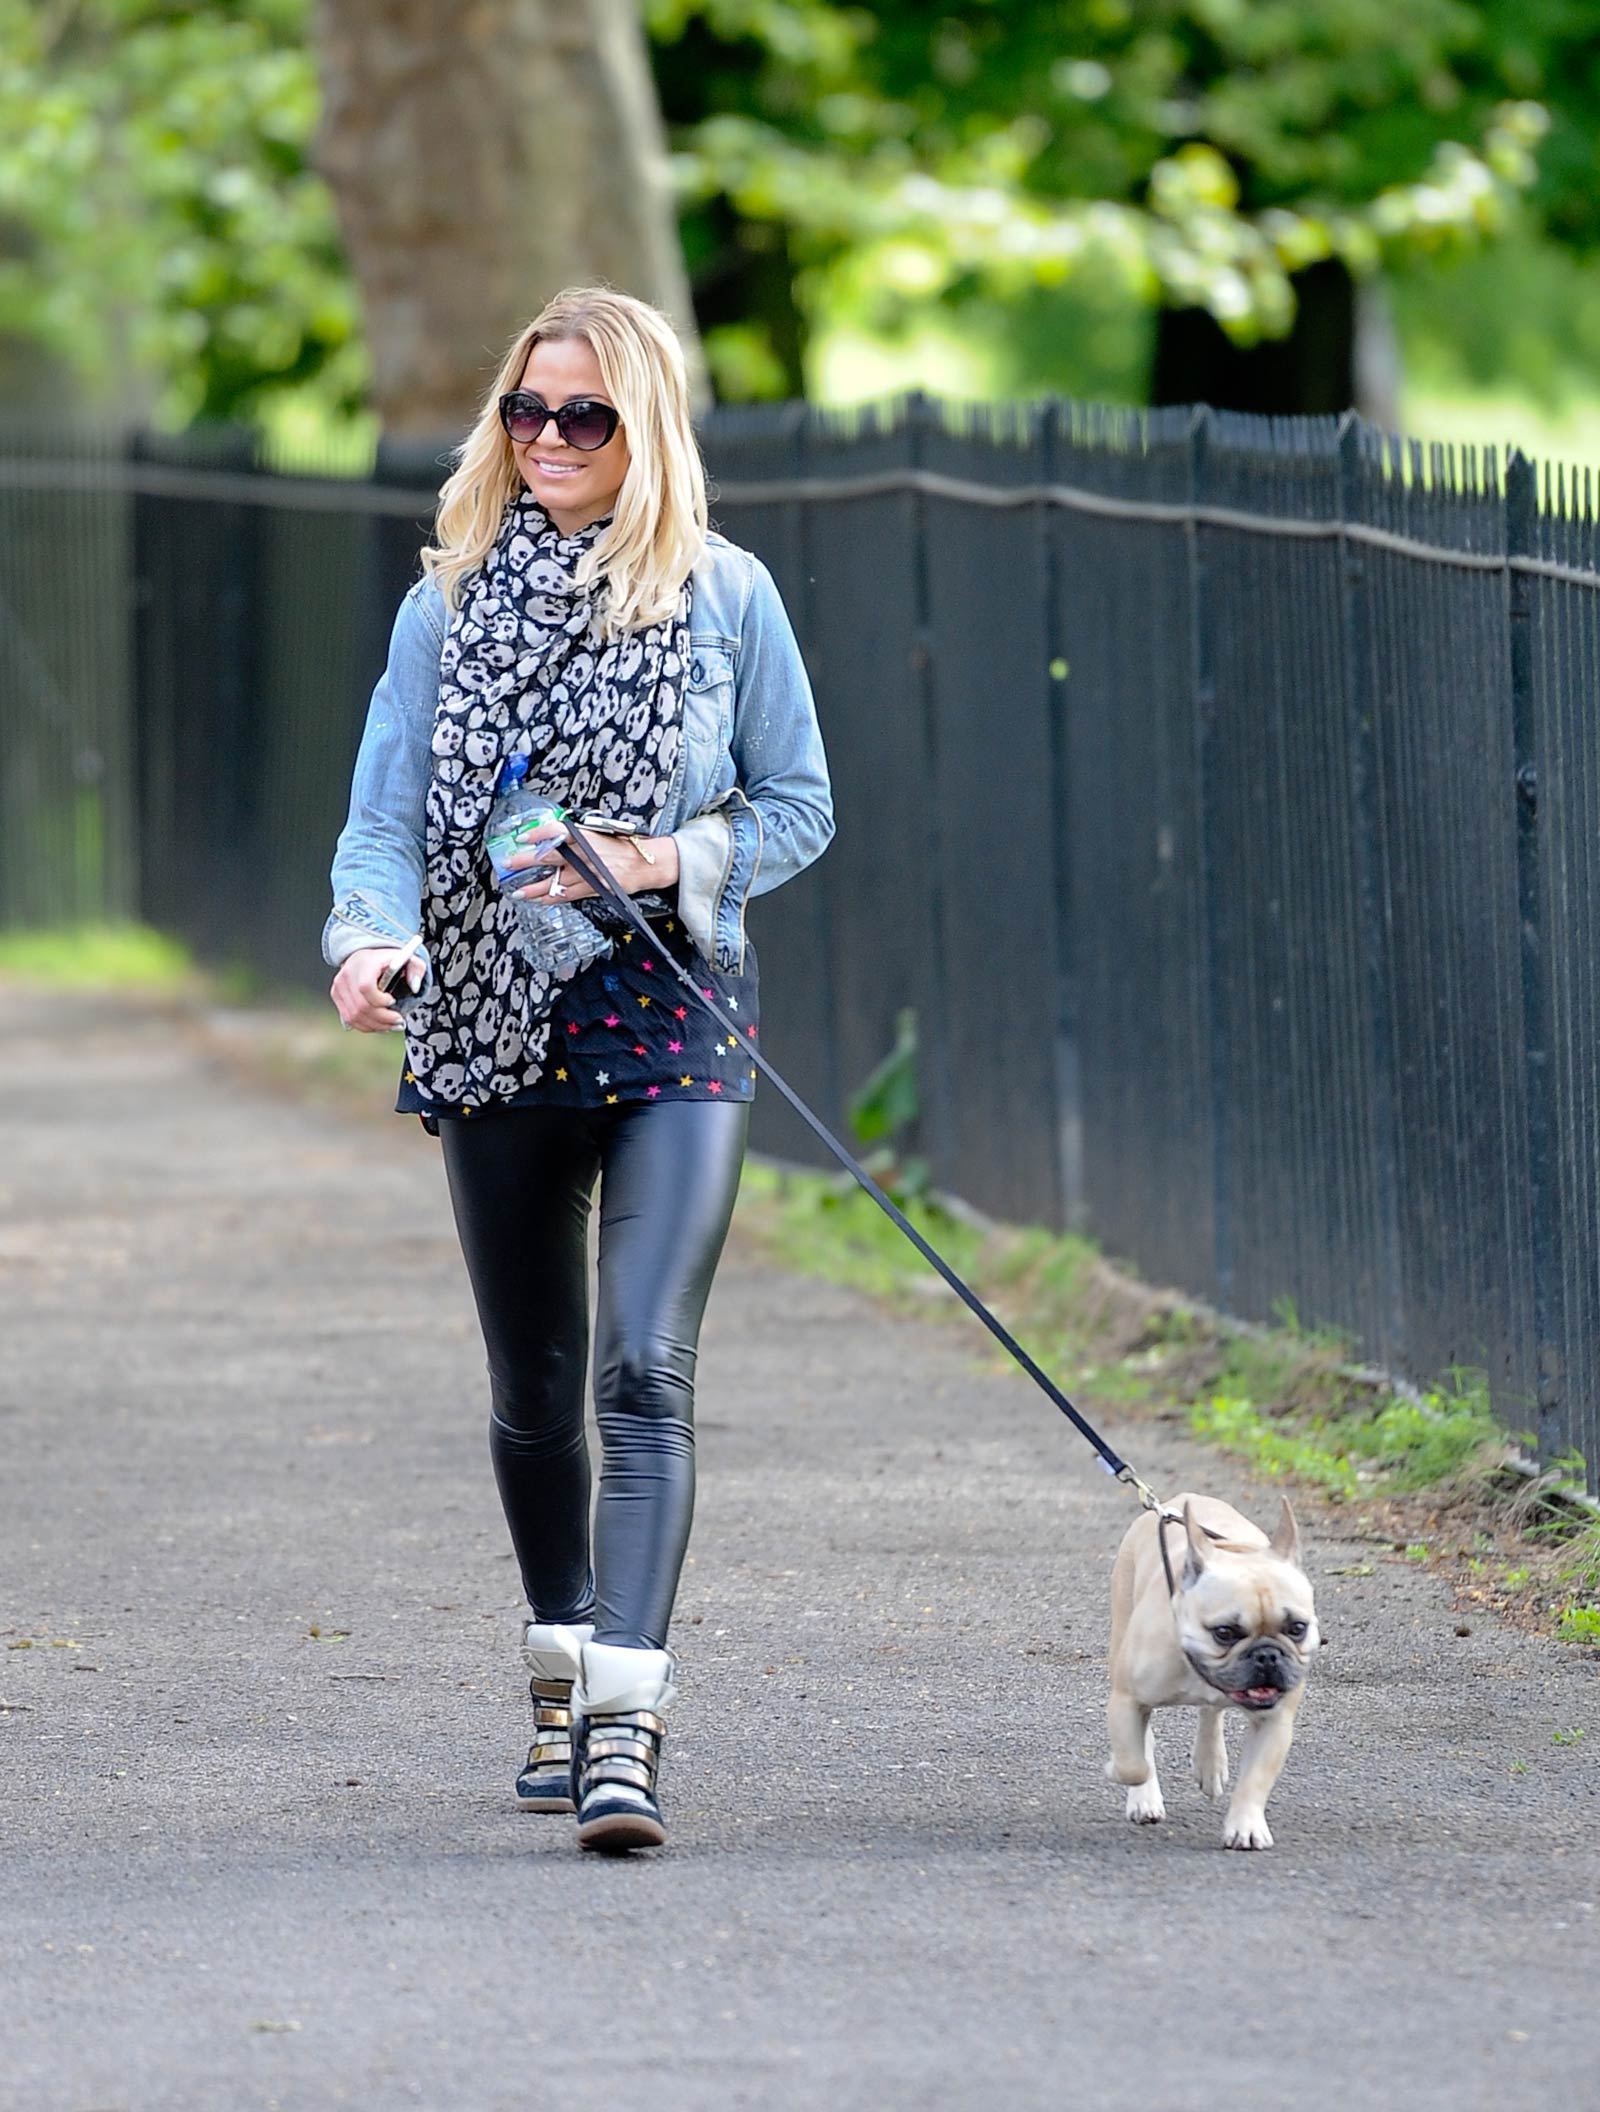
left=401, top=489, right=690, bottom=1108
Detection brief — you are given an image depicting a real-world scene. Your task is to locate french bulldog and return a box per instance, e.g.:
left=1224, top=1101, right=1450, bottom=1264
left=1106, top=1492, right=1319, bottom=1850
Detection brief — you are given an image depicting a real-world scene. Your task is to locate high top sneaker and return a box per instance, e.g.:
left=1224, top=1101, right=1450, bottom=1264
left=515, top=1621, right=593, bottom=1813
left=569, top=1642, right=678, bottom=1853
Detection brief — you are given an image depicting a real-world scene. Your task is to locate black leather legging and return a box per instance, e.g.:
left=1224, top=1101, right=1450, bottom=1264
left=439, top=1098, right=749, bottom=1649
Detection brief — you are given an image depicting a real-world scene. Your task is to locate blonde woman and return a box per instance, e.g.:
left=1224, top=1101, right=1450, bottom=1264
left=321, top=287, right=834, bottom=1852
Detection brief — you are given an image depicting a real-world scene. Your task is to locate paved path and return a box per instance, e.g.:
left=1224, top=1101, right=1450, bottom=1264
left=2, top=986, right=1597, bottom=2112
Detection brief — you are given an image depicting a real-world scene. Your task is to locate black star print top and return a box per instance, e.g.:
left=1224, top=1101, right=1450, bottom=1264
left=394, top=908, right=759, bottom=1131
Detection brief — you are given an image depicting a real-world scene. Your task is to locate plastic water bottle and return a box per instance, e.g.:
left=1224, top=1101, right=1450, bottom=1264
left=484, top=755, right=612, bottom=980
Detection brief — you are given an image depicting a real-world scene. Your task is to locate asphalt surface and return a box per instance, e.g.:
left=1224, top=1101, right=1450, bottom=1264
left=3, top=984, right=1597, bottom=2112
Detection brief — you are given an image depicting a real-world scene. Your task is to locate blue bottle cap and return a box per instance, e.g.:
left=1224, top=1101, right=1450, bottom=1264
left=495, top=752, right=531, bottom=794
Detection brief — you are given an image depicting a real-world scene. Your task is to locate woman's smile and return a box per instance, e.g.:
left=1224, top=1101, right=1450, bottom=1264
left=512, top=335, right=630, bottom=532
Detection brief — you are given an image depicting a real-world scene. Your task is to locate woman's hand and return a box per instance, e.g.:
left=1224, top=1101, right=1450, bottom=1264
left=501, top=821, right=680, bottom=904
left=330, top=945, right=425, bottom=1032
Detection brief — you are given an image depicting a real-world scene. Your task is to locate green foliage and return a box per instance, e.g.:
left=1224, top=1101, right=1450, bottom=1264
left=847, top=1005, right=918, bottom=1145
left=1556, top=1524, right=1600, bottom=1601
left=0, top=0, right=364, bottom=425
left=5, top=0, right=1595, bottom=424
left=1266, top=1295, right=1357, bottom=1358
left=1338, top=1383, right=1503, bottom=1490
left=1394, top=233, right=1600, bottom=408
left=1556, top=1605, right=1600, bottom=1646
left=652, top=0, right=1557, bottom=379
left=844, top=1005, right=929, bottom=1201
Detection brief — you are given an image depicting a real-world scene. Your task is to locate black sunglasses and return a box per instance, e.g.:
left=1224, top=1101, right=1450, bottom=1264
left=498, top=390, right=621, bottom=452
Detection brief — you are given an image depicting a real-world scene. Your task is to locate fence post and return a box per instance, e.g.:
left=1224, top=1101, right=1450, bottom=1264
left=1337, top=416, right=1404, bottom=1365
left=1187, top=406, right=1231, bottom=1308
left=127, top=424, right=164, bottom=933
left=1039, top=398, right=1085, bottom=1230
left=904, top=390, right=958, bottom=1189
left=786, top=399, right=843, bottom=1131
left=1507, top=450, right=1564, bottom=1458
left=213, top=427, right=265, bottom=967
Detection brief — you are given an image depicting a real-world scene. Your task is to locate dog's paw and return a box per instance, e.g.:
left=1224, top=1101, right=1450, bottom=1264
left=1222, top=1810, right=1273, bottom=1851
left=1196, top=1755, right=1230, bottom=1802
left=1125, top=1781, right=1166, bottom=1826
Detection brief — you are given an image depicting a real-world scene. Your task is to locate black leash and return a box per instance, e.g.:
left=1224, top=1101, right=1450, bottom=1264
left=553, top=824, right=1160, bottom=1514
left=1156, top=1510, right=1229, bottom=1596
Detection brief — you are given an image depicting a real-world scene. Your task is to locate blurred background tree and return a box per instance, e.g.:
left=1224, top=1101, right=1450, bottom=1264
left=0, top=0, right=344, bottom=429
left=312, top=0, right=706, bottom=432
left=653, top=0, right=1579, bottom=420
left=1, top=0, right=1596, bottom=453
left=0, top=0, right=700, bottom=444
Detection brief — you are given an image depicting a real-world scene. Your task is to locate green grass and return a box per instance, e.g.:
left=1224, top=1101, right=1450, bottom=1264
left=1176, top=1345, right=1503, bottom=1507
left=1187, top=1395, right=1362, bottom=1498
left=1171, top=1371, right=1504, bottom=1504
left=735, top=1163, right=1141, bottom=1416
left=736, top=1160, right=992, bottom=1305
left=1556, top=1605, right=1600, bottom=1646
left=1556, top=1524, right=1600, bottom=1600
left=736, top=1161, right=1521, bottom=1509
left=1337, top=1385, right=1506, bottom=1491
left=0, top=920, right=196, bottom=990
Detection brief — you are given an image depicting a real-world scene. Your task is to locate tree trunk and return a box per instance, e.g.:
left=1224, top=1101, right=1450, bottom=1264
left=309, top=0, right=707, bottom=434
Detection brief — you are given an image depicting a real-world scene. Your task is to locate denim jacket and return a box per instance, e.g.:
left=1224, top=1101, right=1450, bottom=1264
left=320, top=531, right=834, bottom=986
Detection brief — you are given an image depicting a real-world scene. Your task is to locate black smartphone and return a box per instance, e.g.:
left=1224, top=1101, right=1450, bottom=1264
left=377, top=954, right=422, bottom=1007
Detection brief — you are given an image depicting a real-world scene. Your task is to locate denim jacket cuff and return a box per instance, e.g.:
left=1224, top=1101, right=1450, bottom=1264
left=321, top=890, right=432, bottom=980
left=671, top=812, right=733, bottom=967
left=716, top=790, right=763, bottom=973
left=671, top=792, right=763, bottom=974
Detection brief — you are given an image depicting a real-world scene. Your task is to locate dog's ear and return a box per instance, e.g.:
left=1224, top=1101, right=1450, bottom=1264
left=1268, top=1496, right=1301, bottom=1566
left=1181, top=1500, right=1212, bottom=1585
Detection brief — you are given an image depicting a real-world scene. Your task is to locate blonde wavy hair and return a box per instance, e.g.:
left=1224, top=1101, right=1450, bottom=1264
left=420, top=286, right=708, bottom=639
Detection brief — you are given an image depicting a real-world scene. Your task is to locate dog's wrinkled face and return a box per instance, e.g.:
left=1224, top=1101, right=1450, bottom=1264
left=1171, top=1500, right=1319, bottom=1712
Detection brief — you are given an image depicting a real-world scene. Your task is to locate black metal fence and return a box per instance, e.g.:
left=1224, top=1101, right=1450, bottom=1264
left=4, top=399, right=1599, bottom=1477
